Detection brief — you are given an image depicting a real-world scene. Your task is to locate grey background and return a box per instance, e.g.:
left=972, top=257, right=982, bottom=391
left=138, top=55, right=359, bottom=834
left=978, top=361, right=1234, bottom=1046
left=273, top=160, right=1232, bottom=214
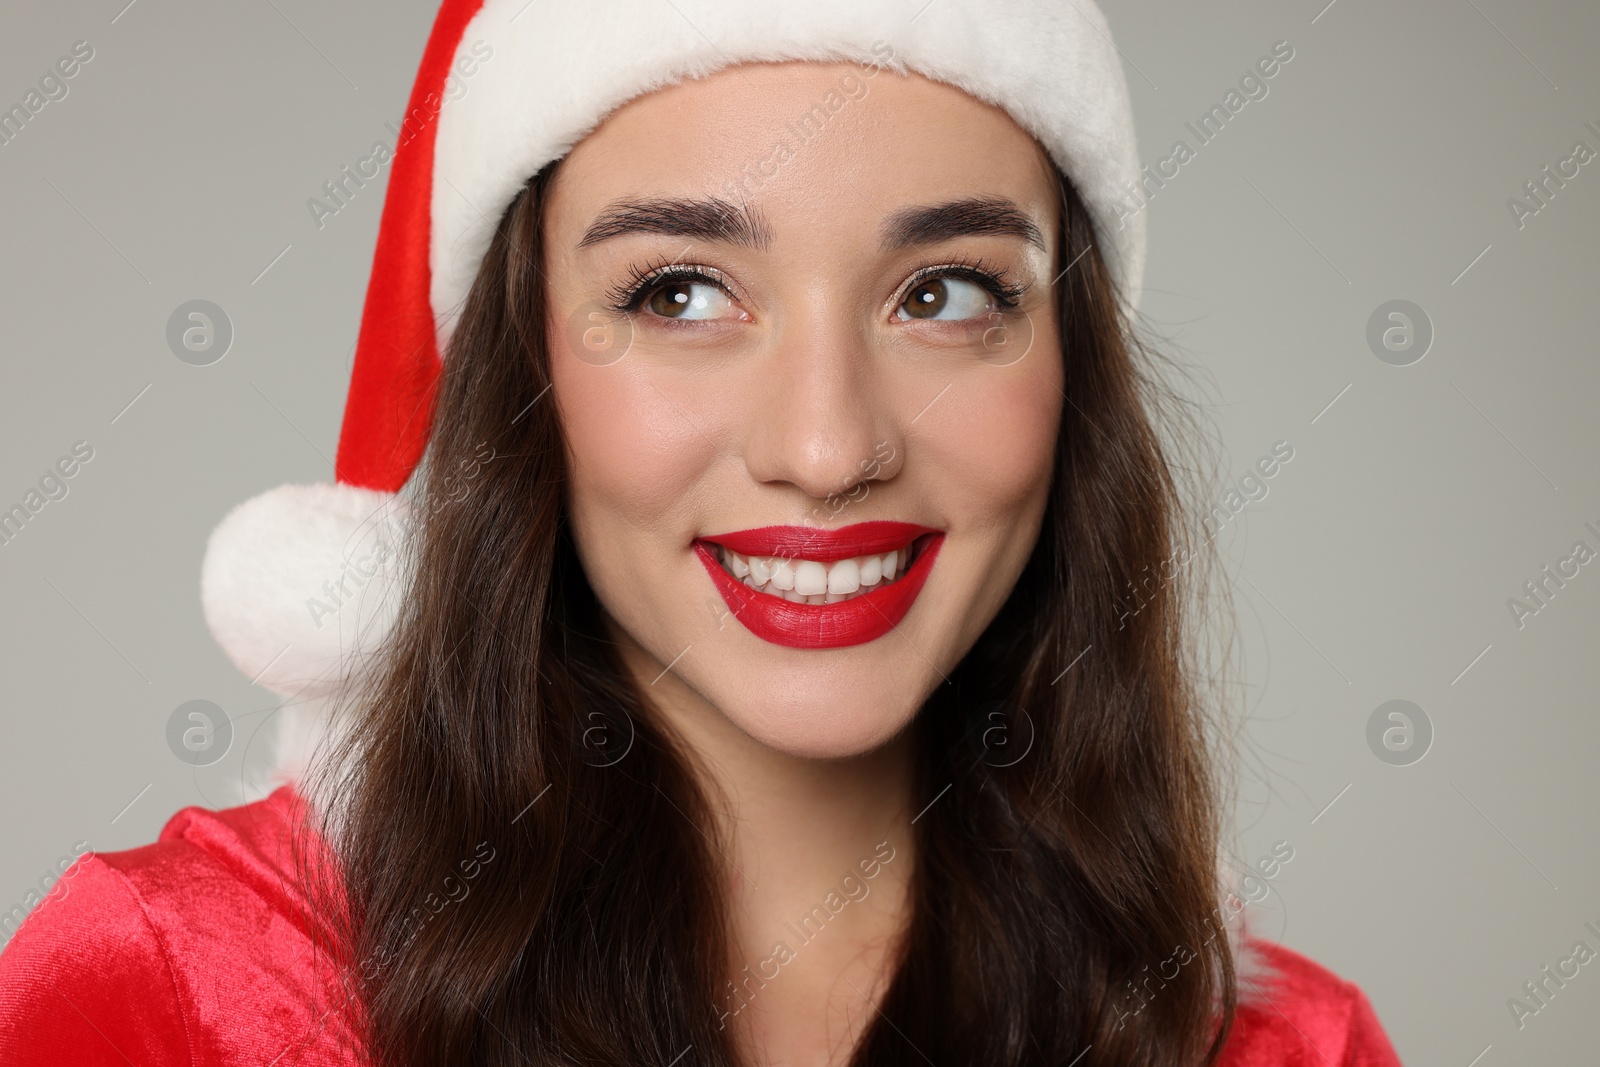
left=2, top=0, right=1596, bottom=1061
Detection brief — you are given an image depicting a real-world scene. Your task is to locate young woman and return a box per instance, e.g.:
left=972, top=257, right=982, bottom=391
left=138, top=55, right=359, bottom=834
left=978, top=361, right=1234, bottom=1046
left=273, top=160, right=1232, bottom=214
left=0, top=2, right=1402, bottom=1064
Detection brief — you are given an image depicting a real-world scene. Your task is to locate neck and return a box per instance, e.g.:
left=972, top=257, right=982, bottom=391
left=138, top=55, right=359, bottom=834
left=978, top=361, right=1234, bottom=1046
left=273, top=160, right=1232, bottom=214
left=612, top=629, right=918, bottom=1056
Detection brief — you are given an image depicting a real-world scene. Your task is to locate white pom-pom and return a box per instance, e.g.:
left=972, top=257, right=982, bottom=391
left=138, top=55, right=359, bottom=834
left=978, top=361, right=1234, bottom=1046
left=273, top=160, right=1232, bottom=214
left=200, top=482, right=411, bottom=699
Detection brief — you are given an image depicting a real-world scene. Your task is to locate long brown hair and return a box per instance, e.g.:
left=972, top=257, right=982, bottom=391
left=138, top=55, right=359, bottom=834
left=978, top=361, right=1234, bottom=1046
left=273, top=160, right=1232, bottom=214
left=304, top=153, right=1240, bottom=1065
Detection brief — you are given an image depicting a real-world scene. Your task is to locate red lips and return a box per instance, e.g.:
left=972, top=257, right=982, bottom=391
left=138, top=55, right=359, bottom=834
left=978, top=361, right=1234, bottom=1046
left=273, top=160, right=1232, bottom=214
left=695, top=522, right=943, bottom=649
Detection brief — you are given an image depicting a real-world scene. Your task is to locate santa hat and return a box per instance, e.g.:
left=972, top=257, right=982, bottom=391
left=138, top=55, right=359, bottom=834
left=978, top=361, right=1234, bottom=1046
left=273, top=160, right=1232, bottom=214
left=200, top=0, right=1147, bottom=704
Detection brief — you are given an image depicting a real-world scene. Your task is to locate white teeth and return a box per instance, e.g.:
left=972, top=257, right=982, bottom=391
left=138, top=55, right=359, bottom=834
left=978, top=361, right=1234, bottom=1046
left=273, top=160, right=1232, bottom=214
left=711, top=541, right=920, bottom=604
left=827, top=558, right=860, bottom=594
left=794, top=559, right=828, bottom=596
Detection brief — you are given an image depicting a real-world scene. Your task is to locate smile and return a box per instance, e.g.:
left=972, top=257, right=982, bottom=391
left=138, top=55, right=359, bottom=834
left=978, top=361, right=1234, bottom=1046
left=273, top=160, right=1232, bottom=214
left=694, top=521, right=944, bottom=649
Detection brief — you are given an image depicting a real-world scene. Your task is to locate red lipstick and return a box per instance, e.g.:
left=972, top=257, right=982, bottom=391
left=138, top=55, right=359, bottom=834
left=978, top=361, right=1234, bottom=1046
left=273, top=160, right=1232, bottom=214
left=695, top=522, right=943, bottom=649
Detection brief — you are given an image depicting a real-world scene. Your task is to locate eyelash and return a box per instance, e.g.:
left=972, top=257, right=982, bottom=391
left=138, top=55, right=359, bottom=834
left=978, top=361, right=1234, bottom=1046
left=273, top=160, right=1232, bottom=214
left=901, top=257, right=1026, bottom=313
left=601, top=256, right=1027, bottom=318
left=602, top=256, right=731, bottom=315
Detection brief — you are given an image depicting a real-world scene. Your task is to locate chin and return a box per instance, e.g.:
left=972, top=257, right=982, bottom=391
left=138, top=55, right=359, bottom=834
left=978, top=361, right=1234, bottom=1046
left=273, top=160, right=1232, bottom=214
left=712, top=673, right=927, bottom=760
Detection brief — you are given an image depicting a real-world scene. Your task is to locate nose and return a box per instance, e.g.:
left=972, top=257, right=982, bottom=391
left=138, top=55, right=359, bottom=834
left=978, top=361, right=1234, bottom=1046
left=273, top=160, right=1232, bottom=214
left=739, top=314, right=903, bottom=506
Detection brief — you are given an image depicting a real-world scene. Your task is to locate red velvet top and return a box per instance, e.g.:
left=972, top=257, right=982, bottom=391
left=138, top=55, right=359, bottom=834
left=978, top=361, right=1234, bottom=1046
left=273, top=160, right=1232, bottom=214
left=0, top=787, right=1402, bottom=1065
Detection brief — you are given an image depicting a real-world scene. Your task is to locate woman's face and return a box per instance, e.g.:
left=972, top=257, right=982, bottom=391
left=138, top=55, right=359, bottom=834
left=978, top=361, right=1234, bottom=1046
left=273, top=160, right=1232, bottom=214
left=543, top=61, right=1063, bottom=759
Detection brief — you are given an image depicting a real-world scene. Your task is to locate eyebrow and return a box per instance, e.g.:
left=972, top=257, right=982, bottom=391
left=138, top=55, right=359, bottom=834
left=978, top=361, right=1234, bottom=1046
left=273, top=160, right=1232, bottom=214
left=576, top=194, right=1046, bottom=253
left=880, top=196, right=1047, bottom=252
left=578, top=197, right=774, bottom=250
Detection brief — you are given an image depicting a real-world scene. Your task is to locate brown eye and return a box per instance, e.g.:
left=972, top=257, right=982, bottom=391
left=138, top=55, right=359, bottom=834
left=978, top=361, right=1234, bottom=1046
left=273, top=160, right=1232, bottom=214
left=648, top=284, right=694, bottom=318
left=643, top=281, right=739, bottom=321
left=895, top=276, right=995, bottom=322
left=901, top=279, right=949, bottom=319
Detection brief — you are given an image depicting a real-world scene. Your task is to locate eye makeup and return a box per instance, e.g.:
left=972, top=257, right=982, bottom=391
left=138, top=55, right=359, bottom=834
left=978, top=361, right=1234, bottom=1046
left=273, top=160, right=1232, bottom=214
left=600, top=254, right=1031, bottom=324
left=893, top=257, right=1026, bottom=315
left=602, top=256, right=742, bottom=317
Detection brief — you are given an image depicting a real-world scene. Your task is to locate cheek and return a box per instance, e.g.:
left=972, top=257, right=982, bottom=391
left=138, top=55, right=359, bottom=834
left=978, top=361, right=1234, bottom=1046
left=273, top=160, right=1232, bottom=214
left=549, top=333, right=719, bottom=570
left=927, top=350, right=1062, bottom=529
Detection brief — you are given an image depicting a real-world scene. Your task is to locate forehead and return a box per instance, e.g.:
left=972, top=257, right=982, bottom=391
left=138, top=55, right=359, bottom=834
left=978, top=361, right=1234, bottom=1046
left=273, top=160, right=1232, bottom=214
left=546, top=61, right=1058, bottom=239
